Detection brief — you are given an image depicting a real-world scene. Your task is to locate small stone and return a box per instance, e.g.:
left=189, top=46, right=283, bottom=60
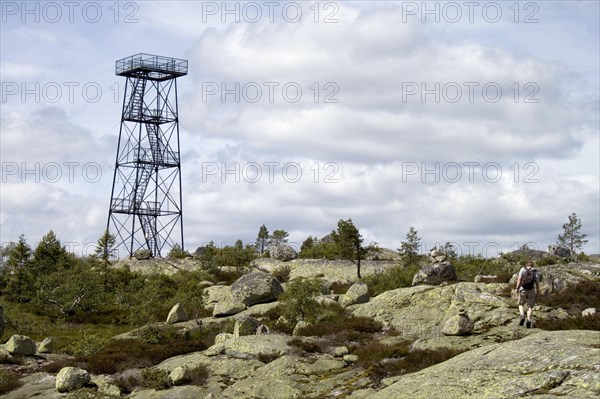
left=582, top=308, right=597, bottom=317
left=38, top=337, right=54, bottom=353
left=6, top=334, right=36, bottom=355
left=166, top=303, right=189, bottom=324
left=55, top=367, right=91, bottom=393
left=170, top=365, right=191, bottom=386
left=343, top=354, right=358, bottom=364
left=332, top=346, right=349, bottom=357
left=256, top=324, right=270, bottom=335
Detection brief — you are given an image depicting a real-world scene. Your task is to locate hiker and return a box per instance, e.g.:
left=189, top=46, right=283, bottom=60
left=515, top=260, right=540, bottom=328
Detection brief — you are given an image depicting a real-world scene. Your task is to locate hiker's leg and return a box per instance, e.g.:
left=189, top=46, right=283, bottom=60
left=526, top=306, right=533, bottom=321
left=518, top=305, right=526, bottom=318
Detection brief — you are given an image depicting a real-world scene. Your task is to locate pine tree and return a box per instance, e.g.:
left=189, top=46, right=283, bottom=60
left=331, top=219, right=366, bottom=278
left=4, top=234, right=33, bottom=300
left=557, top=213, right=588, bottom=255
left=94, top=229, right=117, bottom=289
left=270, top=230, right=289, bottom=246
left=398, top=227, right=421, bottom=266
left=256, top=225, right=269, bottom=254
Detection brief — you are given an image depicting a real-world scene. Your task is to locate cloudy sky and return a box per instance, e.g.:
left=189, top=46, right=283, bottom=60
left=1, top=1, right=598, bottom=258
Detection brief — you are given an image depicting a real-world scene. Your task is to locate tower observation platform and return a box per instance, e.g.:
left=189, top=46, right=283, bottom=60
left=116, top=53, right=188, bottom=81
left=107, top=53, right=188, bottom=258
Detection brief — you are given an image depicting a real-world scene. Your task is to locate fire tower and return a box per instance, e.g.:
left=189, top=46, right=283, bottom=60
left=107, top=53, right=188, bottom=257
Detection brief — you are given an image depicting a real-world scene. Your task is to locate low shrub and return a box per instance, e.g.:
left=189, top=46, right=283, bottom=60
left=140, top=368, right=171, bottom=390
left=289, top=338, right=323, bottom=353
left=63, top=332, right=111, bottom=357
left=0, top=369, right=22, bottom=395
left=78, top=332, right=210, bottom=374
left=538, top=281, right=600, bottom=315
left=536, top=314, right=600, bottom=331
left=188, top=364, right=210, bottom=385
left=362, top=264, right=419, bottom=297
left=353, top=342, right=465, bottom=384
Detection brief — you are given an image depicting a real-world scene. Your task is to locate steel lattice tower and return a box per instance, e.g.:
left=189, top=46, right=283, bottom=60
left=107, top=53, right=188, bottom=258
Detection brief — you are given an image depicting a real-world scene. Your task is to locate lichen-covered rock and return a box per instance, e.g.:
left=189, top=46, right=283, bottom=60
left=215, top=333, right=234, bottom=345
left=6, top=334, right=36, bottom=355
left=442, top=314, right=474, bottom=336
left=343, top=354, right=358, bottom=364
left=231, top=272, right=283, bottom=306
left=270, top=245, right=298, bottom=262
left=292, top=320, right=310, bottom=336
left=170, top=365, right=191, bottom=386
left=340, top=282, right=369, bottom=307
left=203, top=285, right=232, bottom=309
left=166, top=303, right=189, bottom=324
left=213, top=298, right=246, bottom=317
left=38, top=337, right=54, bottom=354
left=205, top=334, right=291, bottom=359
left=55, top=367, right=90, bottom=393
left=412, top=262, right=457, bottom=286
left=474, top=275, right=498, bottom=283
left=234, top=316, right=260, bottom=337
left=134, top=248, right=152, bottom=260
left=372, top=330, right=600, bottom=399
left=332, top=346, right=349, bottom=357
left=91, top=375, right=121, bottom=397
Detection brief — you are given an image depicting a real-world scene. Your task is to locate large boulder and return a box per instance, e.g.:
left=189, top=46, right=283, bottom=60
left=547, top=245, right=572, bottom=258
left=234, top=316, right=261, bottom=337
left=412, top=262, right=457, bottom=286
left=213, top=298, right=246, bottom=317
left=55, top=367, right=91, bottom=393
left=270, top=245, right=298, bottom=262
left=340, top=282, right=370, bottom=307
left=6, top=334, right=37, bottom=355
left=166, top=303, right=189, bottom=324
left=372, top=330, right=600, bottom=399
left=441, top=313, right=474, bottom=336
left=134, top=248, right=152, bottom=260
left=231, top=272, right=284, bottom=306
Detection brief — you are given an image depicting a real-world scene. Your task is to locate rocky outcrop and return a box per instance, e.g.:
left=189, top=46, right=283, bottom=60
left=340, top=282, right=370, bottom=307
left=6, top=334, right=36, bottom=355
left=166, top=303, right=189, bottom=324
left=269, top=245, right=298, bottom=262
left=372, top=330, right=600, bottom=399
left=535, top=263, right=600, bottom=295
left=204, top=334, right=292, bottom=359
left=547, top=245, right=572, bottom=258
left=582, top=307, right=597, bottom=317
left=231, top=272, right=283, bottom=306
left=55, top=367, right=90, bottom=393
left=412, top=262, right=457, bottom=285
left=252, top=258, right=398, bottom=283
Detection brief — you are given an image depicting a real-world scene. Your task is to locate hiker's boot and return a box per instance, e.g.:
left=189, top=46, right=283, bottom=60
left=519, top=317, right=525, bottom=326
left=526, top=320, right=531, bottom=328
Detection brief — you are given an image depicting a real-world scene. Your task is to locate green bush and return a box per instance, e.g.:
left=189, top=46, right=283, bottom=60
left=278, top=277, right=323, bottom=323
left=453, top=256, right=519, bottom=282
left=63, top=332, right=111, bottom=357
left=140, top=368, right=171, bottom=390
left=538, top=281, right=600, bottom=315
left=289, top=338, right=323, bottom=353
left=363, top=264, right=419, bottom=297
left=536, top=314, right=600, bottom=331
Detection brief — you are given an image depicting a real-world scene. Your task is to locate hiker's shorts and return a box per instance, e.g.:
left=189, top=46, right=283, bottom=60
left=518, top=289, right=536, bottom=307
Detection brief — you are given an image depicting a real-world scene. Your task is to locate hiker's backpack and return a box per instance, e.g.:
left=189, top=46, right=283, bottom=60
left=521, top=268, right=537, bottom=290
